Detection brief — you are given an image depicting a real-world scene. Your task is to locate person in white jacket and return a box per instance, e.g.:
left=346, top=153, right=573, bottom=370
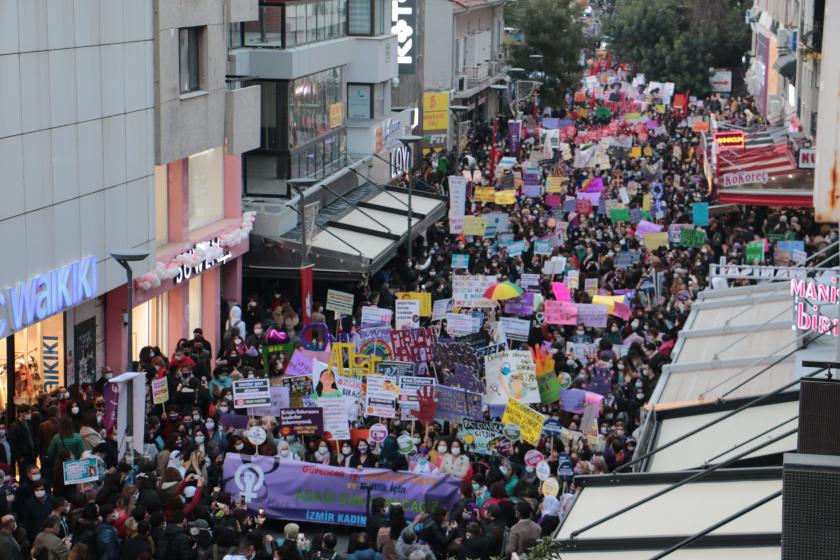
left=225, top=305, right=247, bottom=340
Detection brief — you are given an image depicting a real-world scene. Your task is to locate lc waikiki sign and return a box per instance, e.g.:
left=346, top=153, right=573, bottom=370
left=0, top=256, right=97, bottom=338
left=791, top=278, right=840, bottom=336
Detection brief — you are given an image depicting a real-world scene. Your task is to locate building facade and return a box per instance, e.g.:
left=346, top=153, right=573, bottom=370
left=0, top=0, right=260, bottom=416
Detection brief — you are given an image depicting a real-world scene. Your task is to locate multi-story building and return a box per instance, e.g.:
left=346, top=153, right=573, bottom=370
left=0, top=0, right=260, bottom=419
left=230, top=0, right=446, bottom=313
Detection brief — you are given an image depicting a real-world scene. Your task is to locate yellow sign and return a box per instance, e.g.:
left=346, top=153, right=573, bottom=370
left=545, top=176, right=567, bottom=193
left=629, top=146, right=642, bottom=158
left=463, top=216, right=487, bottom=236
left=494, top=190, right=516, bottom=205
left=329, top=102, right=344, bottom=128
left=397, top=292, right=432, bottom=317
left=622, top=112, right=642, bottom=121
left=328, top=343, right=381, bottom=376
left=642, top=193, right=652, bottom=212
left=423, top=110, right=449, bottom=131
left=423, top=91, right=450, bottom=113
left=644, top=232, right=669, bottom=250
left=643, top=146, right=653, bottom=157
left=655, top=103, right=666, bottom=113
left=473, top=187, right=496, bottom=203
left=592, top=294, right=625, bottom=313
left=502, top=399, right=545, bottom=446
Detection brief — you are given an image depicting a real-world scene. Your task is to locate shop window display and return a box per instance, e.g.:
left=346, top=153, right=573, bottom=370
left=0, top=313, right=65, bottom=408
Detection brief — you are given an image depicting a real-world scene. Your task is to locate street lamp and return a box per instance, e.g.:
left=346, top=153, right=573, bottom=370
left=110, top=248, right=150, bottom=373
left=398, top=135, right=423, bottom=260
left=110, top=248, right=149, bottom=458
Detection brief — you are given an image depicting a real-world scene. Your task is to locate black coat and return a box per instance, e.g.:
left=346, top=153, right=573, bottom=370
left=163, top=525, right=194, bottom=560
left=122, top=536, right=153, bottom=560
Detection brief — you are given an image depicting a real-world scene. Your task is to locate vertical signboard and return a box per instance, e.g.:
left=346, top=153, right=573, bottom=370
left=814, top=2, right=840, bottom=221
left=392, top=0, right=417, bottom=75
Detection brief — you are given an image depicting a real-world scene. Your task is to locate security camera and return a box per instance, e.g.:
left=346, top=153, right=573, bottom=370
left=392, top=76, right=400, bottom=87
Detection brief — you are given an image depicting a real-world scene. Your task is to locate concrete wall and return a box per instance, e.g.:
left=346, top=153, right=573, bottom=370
left=0, top=0, right=156, bottom=315
left=346, top=34, right=399, bottom=84
left=423, top=0, right=454, bottom=92
left=230, top=37, right=355, bottom=80
left=154, top=0, right=231, bottom=164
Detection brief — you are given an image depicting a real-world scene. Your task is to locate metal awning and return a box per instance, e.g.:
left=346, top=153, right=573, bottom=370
left=773, top=53, right=797, bottom=83
left=245, top=184, right=447, bottom=279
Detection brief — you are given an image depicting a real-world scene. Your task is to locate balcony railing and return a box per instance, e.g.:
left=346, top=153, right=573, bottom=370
left=232, top=0, right=347, bottom=50
left=458, top=59, right=507, bottom=90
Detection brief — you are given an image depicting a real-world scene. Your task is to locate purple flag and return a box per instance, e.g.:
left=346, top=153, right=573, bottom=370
left=103, top=382, right=119, bottom=431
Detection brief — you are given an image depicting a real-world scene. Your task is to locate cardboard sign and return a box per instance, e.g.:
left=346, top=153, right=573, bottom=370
left=680, top=228, right=706, bottom=248
left=463, top=216, right=487, bottom=236
left=232, top=378, right=272, bottom=408
left=692, top=202, right=709, bottom=226
left=326, top=289, right=355, bottom=316
left=436, top=386, right=483, bottom=423
left=502, top=399, right=545, bottom=446
left=398, top=376, right=436, bottom=415
left=746, top=240, right=765, bottom=264
left=504, top=292, right=535, bottom=316
left=451, top=254, right=470, bottom=269
left=544, top=300, right=577, bottom=325
left=431, top=298, right=450, bottom=322
left=452, top=275, right=497, bottom=308
left=279, top=408, right=324, bottom=437
left=397, top=292, right=432, bottom=317
left=361, top=306, right=392, bottom=327
left=576, top=304, right=608, bottom=328
left=499, top=317, right=531, bottom=341
left=472, top=186, right=496, bottom=202
left=152, top=377, right=169, bottom=404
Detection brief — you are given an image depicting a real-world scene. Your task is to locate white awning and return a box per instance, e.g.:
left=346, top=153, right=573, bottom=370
left=657, top=359, right=796, bottom=403
left=558, top=547, right=780, bottom=560
left=556, top=478, right=782, bottom=540
left=366, top=190, right=442, bottom=215
left=673, top=326, right=797, bottom=364
left=648, top=400, right=798, bottom=472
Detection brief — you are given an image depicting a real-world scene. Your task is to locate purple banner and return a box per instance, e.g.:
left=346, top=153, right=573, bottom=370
left=103, top=382, right=118, bottom=431
left=223, top=455, right=462, bottom=526
left=504, top=292, right=535, bottom=315
left=508, top=120, right=522, bottom=155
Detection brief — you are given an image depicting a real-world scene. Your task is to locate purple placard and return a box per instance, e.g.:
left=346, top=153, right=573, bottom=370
left=524, top=183, right=542, bottom=197
left=223, top=455, right=462, bottom=525
left=220, top=413, right=250, bottom=430
left=103, top=382, right=119, bottom=431
left=559, top=389, right=586, bottom=414
left=508, top=120, right=522, bottom=154
left=635, top=219, right=663, bottom=237
left=576, top=304, right=608, bottom=328
left=504, top=292, right=535, bottom=315
left=577, top=191, right=601, bottom=205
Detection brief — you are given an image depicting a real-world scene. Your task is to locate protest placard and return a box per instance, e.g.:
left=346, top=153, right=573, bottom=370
left=537, top=371, right=561, bottom=404
left=152, top=377, right=169, bottom=404
left=365, top=374, right=398, bottom=418
left=692, top=202, right=709, bottom=226
left=494, top=190, right=516, bottom=205
left=336, top=375, right=364, bottom=418
left=375, top=361, right=415, bottom=377
left=485, top=350, right=540, bottom=405
left=504, top=292, right=535, bottom=316
left=611, top=301, right=632, bottom=320
left=545, top=176, right=567, bottom=193
left=680, top=228, right=706, bottom=248
left=610, top=207, right=629, bottom=223
left=318, top=398, right=351, bottom=440
left=499, top=317, right=531, bottom=341
left=565, top=269, right=580, bottom=289
left=502, top=399, right=545, bottom=446
left=551, top=282, right=571, bottom=302
left=746, top=240, right=765, bottom=264
left=397, top=292, right=432, bottom=317
left=63, top=458, right=99, bottom=485
left=436, top=386, right=482, bottom=423
left=533, top=240, right=553, bottom=255
left=543, top=257, right=567, bottom=275
left=251, top=386, right=291, bottom=416
left=361, top=306, right=392, bottom=327
left=432, top=341, right=484, bottom=393
left=463, top=216, right=487, bottom=236
left=451, top=254, right=470, bottom=269
left=390, top=327, right=436, bottom=363
left=326, top=289, right=354, bottom=317
left=233, top=378, right=272, bottom=408
left=544, top=300, right=577, bottom=325
left=472, top=186, right=495, bottom=203
left=279, top=408, right=324, bottom=437
left=446, top=312, right=474, bottom=336
left=643, top=232, right=669, bottom=250
left=592, top=294, right=624, bottom=313
left=584, top=278, right=598, bottom=296
left=575, top=304, right=608, bottom=328
left=451, top=275, right=497, bottom=308
left=398, top=376, right=436, bottom=416
left=460, top=418, right=505, bottom=455
left=395, top=299, right=420, bottom=330
left=431, top=298, right=450, bottom=322
left=282, top=375, right=314, bottom=408
left=520, top=273, right=541, bottom=289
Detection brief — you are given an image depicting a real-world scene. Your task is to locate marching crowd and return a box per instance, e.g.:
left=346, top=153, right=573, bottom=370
left=0, top=60, right=825, bottom=560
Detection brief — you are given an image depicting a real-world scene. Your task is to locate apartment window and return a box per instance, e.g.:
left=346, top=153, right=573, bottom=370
left=154, top=165, right=168, bottom=244
left=179, top=27, right=201, bottom=93
left=188, top=147, right=224, bottom=231
left=348, top=0, right=386, bottom=35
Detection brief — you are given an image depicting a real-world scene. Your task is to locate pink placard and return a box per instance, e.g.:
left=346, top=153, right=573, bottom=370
left=546, top=194, right=563, bottom=207
left=551, top=282, right=571, bottom=302
left=544, top=300, right=578, bottom=325
left=611, top=302, right=632, bottom=321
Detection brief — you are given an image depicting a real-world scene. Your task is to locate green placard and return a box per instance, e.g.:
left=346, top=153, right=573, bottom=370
left=746, top=240, right=765, bottom=264
left=679, top=228, right=706, bottom=248
left=537, top=372, right=561, bottom=404
left=610, top=207, right=630, bottom=223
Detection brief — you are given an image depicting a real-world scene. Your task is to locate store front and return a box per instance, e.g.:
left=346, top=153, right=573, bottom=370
left=1, top=256, right=101, bottom=415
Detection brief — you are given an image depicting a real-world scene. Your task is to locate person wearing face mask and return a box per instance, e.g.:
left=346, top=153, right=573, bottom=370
left=204, top=417, right=226, bottom=452
left=570, top=326, right=592, bottom=344
left=350, top=440, right=377, bottom=470
left=311, top=440, right=333, bottom=466
left=430, top=440, right=447, bottom=468
left=95, top=504, right=122, bottom=560
left=337, top=442, right=354, bottom=468
left=22, top=481, right=52, bottom=540
left=245, top=321, right=266, bottom=349
left=275, top=440, right=300, bottom=462
left=439, top=439, right=471, bottom=480
left=409, top=448, right=438, bottom=474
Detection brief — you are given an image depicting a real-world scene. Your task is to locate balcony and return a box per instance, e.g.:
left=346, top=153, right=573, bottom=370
left=232, top=1, right=347, bottom=50
left=225, top=76, right=261, bottom=155
left=455, top=59, right=508, bottom=96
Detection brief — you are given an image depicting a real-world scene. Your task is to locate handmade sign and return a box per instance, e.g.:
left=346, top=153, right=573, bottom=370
left=746, top=240, right=765, bottom=264
left=551, top=282, right=571, bottom=302
left=397, top=292, right=432, bottom=317
left=451, top=254, right=470, bottom=269
left=365, top=374, right=398, bottom=418
left=395, top=299, right=421, bottom=330
left=680, top=228, right=706, bottom=248
left=375, top=361, right=415, bottom=377
left=544, top=300, right=577, bottom=325
left=494, top=190, right=516, bottom=205
left=502, top=399, right=545, bottom=446
left=463, top=216, right=488, bottom=236
left=692, top=202, right=709, bottom=226
left=504, top=292, right=535, bottom=316
left=452, top=275, right=497, bottom=308
left=432, top=341, right=483, bottom=393
left=431, top=298, right=451, bottom=322
left=436, top=386, right=483, bottom=423
left=398, top=376, right=436, bottom=415
left=473, top=186, right=496, bottom=203
left=460, top=419, right=505, bottom=455
left=63, top=458, right=99, bottom=485
left=251, top=386, right=292, bottom=417
left=326, top=289, right=355, bottom=317
left=499, top=316, right=531, bottom=341
left=485, top=350, right=540, bottom=405
left=446, top=313, right=474, bottom=336
left=643, top=232, right=669, bottom=250
left=282, top=375, right=314, bottom=408
left=233, top=379, right=272, bottom=408
left=152, top=377, right=169, bottom=405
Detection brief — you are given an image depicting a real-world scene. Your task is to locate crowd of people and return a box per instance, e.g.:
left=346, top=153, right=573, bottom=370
left=0, top=53, right=827, bottom=560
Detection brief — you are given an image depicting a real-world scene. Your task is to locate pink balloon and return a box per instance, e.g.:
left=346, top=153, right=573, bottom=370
left=265, top=328, right=288, bottom=344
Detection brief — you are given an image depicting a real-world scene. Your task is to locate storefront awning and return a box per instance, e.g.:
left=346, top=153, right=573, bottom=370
left=245, top=183, right=447, bottom=279
left=773, top=53, right=797, bottom=83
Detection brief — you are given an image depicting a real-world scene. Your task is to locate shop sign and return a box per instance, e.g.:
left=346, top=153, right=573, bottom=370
left=174, top=238, right=232, bottom=284
left=709, top=69, right=733, bottom=93
left=0, top=255, right=97, bottom=338
left=798, top=148, right=816, bottom=169
left=390, top=143, right=411, bottom=178
left=42, top=335, right=62, bottom=392
left=391, top=0, right=416, bottom=75
left=721, top=170, right=769, bottom=187
left=792, top=278, right=840, bottom=336
left=709, top=263, right=807, bottom=281
left=713, top=131, right=745, bottom=149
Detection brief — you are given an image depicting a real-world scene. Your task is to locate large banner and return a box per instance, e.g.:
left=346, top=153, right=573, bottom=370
left=223, top=455, right=462, bottom=526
